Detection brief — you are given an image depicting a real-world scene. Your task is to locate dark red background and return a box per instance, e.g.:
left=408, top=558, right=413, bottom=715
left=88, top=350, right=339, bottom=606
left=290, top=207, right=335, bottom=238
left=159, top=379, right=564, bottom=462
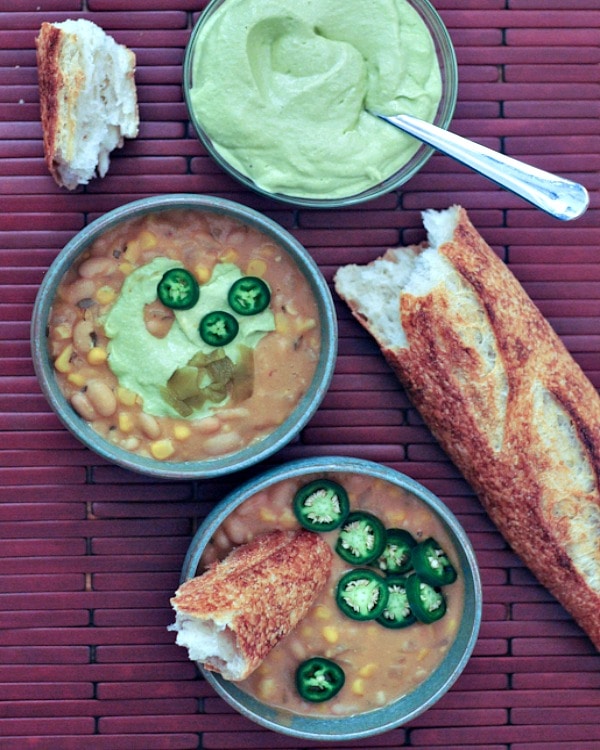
left=1, top=1, right=599, bottom=748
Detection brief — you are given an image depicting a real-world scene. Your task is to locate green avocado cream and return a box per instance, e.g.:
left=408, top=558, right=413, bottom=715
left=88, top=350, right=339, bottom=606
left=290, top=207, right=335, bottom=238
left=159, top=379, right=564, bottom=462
left=103, top=257, right=275, bottom=418
left=189, top=0, right=442, bottom=199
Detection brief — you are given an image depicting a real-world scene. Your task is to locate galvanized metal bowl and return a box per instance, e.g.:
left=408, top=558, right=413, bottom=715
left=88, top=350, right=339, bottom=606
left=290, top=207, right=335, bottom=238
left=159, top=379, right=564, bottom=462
left=31, top=194, right=337, bottom=479
left=179, top=456, right=482, bottom=740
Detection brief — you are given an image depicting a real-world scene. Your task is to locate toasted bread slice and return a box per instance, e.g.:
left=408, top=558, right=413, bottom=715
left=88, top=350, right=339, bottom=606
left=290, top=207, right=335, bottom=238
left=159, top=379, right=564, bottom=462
left=36, top=19, right=139, bottom=189
left=169, top=529, right=333, bottom=681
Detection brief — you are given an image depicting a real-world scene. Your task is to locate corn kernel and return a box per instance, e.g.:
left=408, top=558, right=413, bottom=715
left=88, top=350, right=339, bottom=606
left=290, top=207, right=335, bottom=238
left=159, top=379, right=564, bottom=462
left=313, top=604, right=331, bottom=621
left=295, top=317, right=317, bottom=334
left=417, top=647, right=429, bottom=662
left=257, top=678, right=277, bottom=701
left=194, top=265, right=212, bottom=284
left=138, top=230, right=158, bottom=250
left=150, top=439, right=175, bottom=460
left=275, top=312, right=289, bottom=334
left=246, top=258, right=267, bottom=277
left=67, top=372, right=86, bottom=387
left=118, top=413, right=134, bottom=433
left=119, top=261, right=134, bottom=276
left=260, top=243, right=278, bottom=258
left=221, top=247, right=239, bottom=263
left=87, top=347, right=108, bottom=365
left=55, top=344, right=73, bottom=373
left=124, top=240, right=140, bottom=262
left=259, top=507, right=277, bottom=522
left=351, top=678, right=366, bottom=696
left=322, top=626, right=339, bottom=644
left=96, top=286, right=116, bottom=305
left=173, top=424, right=191, bottom=440
left=358, top=663, right=378, bottom=678
left=54, top=324, right=72, bottom=340
left=278, top=508, right=297, bottom=528
left=117, top=387, right=137, bottom=407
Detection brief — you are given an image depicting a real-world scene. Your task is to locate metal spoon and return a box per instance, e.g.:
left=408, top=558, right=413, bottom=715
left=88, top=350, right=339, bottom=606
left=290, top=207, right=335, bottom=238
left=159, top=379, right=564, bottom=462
left=374, top=112, right=589, bottom=221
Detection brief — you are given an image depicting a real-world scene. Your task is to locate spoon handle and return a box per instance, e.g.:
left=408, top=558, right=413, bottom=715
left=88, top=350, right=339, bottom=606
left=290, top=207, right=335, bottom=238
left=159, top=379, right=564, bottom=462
left=378, top=113, right=589, bottom=221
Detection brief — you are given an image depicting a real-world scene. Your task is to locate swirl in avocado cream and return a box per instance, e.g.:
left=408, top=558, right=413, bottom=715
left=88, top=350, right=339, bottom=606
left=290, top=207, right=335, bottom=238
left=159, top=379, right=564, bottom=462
left=188, top=0, right=442, bottom=199
left=103, top=258, right=275, bottom=418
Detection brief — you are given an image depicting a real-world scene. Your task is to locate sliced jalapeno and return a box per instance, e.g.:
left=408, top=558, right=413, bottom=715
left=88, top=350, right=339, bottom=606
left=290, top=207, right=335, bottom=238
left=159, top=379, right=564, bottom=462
left=199, top=310, right=239, bottom=347
left=228, top=276, right=271, bottom=316
left=376, top=575, right=417, bottom=629
left=157, top=268, right=200, bottom=310
left=376, top=528, right=417, bottom=575
left=295, top=657, right=345, bottom=703
left=335, top=568, right=389, bottom=621
left=411, top=537, right=457, bottom=586
left=293, top=479, right=350, bottom=532
left=335, top=511, right=386, bottom=565
left=405, top=574, right=447, bottom=624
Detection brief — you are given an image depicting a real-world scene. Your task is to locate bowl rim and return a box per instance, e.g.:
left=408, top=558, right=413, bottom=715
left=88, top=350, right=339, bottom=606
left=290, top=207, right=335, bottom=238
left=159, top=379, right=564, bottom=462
left=178, top=455, right=482, bottom=741
left=30, top=194, right=338, bottom=479
left=183, top=0, right=459, bottom=208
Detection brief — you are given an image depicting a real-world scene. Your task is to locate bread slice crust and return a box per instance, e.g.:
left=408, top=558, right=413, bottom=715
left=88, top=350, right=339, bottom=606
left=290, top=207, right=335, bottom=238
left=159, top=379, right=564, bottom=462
left=35, top=19, right=139, bottom=189
left=171, top=529, right=333, bottom=680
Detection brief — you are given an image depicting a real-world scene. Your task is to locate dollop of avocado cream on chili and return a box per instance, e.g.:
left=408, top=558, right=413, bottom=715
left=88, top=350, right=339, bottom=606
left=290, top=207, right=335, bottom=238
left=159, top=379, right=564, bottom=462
left=103, top=257, right=275, bottom=418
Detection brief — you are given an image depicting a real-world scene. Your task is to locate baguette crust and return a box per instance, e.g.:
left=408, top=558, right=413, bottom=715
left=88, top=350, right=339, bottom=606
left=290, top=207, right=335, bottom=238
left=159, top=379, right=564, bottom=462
left=335, top=206, right=600, bottom=648
left=36, top=23, right=63, bottom=179
left=171, top=529, right=333, bottom=680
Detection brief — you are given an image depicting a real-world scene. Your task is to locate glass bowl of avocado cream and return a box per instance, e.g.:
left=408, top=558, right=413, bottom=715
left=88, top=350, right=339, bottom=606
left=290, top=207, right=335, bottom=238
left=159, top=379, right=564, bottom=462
left=31, top=194, right=337, bottom=479
left=183, top=0, right=458, bottom=207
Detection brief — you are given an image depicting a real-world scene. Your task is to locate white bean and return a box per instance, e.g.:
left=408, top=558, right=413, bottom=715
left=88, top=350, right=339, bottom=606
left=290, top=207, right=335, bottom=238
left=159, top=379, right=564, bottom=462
left=61, top=278, right=96, bottom=305
left=86, top=380, right=117, bottom=417
left=202, top=430, right=243, bottom=456
left=138, top=412, right=161, bottom=439
left=222, top=515, right=252, bottom=546
left=78, top=256, right=115, bottom=278
left=120, top=437, right=140, bottom=451
left=72, top=319, right=95, bottom=353
left=195, top=416, right=221, bottom=435
left=71, top=392, right=96, bottom=422
left=218, top=406, right=250, bottom=422
left=288, top=638, right=307, bottom=661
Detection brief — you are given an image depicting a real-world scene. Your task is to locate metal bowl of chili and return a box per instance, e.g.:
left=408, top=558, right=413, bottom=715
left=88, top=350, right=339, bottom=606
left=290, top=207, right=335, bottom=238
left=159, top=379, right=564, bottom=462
left=178, top=455, right=482, bottom=740
left=30, top=194, right=337, bottom=479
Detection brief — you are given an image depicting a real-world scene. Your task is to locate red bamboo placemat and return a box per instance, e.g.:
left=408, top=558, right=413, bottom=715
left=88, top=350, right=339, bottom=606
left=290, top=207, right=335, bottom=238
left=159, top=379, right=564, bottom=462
left=1, top=1, right=599, bottom=748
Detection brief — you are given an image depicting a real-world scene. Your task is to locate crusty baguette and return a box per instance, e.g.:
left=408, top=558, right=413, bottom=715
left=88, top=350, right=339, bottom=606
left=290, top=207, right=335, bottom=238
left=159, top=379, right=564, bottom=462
left=36, top=19, right=139, bottom=190
left=335, top=205, right=600, bottom=649
left=169, top=529, right=333, bottom=680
